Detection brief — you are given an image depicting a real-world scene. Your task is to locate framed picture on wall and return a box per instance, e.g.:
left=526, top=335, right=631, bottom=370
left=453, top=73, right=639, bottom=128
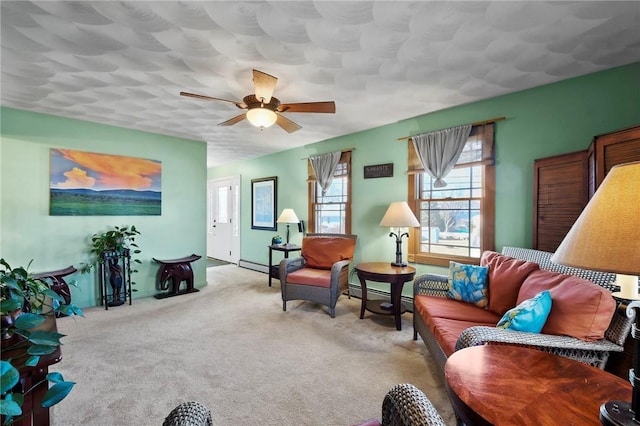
left=49, top=148, right=162, bottom=216
left=251, top=176, right=277, bottom=230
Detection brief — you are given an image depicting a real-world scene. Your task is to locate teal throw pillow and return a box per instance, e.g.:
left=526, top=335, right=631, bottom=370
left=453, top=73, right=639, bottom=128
left=447, top=261, right=489, bottom=308
left=497, top=290, right=553, bottom=333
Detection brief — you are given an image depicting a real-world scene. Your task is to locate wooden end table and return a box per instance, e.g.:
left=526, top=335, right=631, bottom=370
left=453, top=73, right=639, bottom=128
left=445, top=345, right=632, bottom=425
left=354, top=262, right=416, bottom=331
left=268, top=244, right=301, bottom=286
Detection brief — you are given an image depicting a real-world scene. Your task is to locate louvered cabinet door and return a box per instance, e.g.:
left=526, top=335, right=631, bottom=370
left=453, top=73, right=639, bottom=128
left=533, top=150, right=589, bottom=252
left=589, top=125, right=640, bottom=198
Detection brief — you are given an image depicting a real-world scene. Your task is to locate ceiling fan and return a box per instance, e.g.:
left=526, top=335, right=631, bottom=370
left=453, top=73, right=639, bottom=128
left=180, top=69, right=335, bottom=133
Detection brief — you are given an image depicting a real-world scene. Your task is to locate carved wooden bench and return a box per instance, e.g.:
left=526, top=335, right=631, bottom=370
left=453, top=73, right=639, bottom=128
left=32, top=266, right=77, bottom=316
left=152, top=254, right=202, bottom=299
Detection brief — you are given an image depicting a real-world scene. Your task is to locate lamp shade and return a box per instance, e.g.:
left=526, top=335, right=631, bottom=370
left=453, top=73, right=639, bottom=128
left=551, top=161, right=640, bottom=276
left=246, top=107, right=277, bottom=128
left=277, top=208, right=299, bottom=224
left=380, top=202, right=420, bottom=228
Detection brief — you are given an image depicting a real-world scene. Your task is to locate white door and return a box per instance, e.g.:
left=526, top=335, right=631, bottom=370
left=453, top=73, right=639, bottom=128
left=207, top=178, right=235, bottom=262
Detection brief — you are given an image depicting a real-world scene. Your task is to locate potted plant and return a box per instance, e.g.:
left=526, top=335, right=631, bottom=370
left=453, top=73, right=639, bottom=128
left=81, top=225, right=142, bottom=288
left=272, top=235, right=283, bottom=245
left=0, top=258, right=82, bottom=424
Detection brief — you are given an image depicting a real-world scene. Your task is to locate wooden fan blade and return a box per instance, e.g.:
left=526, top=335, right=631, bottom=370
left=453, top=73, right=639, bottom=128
left=218, top=113, right=247, bottom=127
left=180, top=92, right=246, bottom=109
left=277, top=101, right=336, bottom=114
left=275, top=114, right=302, bottom=133
left=253, top=69, right=277, bottom=104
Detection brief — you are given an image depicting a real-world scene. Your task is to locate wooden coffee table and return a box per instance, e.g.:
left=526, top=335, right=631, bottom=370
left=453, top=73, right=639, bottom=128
left=354, top=262, right=416, bottom=330
left=445, top=345, right=632, bottom=425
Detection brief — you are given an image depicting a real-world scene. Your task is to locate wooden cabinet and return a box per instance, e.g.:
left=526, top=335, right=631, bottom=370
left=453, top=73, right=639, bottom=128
left=533, top=125, right=640, bottom=252
left=533, top=151, right=588, bottom=252
left=533, top=125, right=639, bottom=379
left=588, top=125, right=640, bottom=197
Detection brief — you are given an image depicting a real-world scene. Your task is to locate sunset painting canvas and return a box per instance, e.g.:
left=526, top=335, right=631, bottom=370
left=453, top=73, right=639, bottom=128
left=50, top=149, right=162, bottom=216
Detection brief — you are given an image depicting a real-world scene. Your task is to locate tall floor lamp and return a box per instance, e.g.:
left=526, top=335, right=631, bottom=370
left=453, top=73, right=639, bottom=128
left=277, top=208, right=300, bottom=245
left=550, top=161, right=640, bottom=425
left=379, top=201, right=420, bottom=267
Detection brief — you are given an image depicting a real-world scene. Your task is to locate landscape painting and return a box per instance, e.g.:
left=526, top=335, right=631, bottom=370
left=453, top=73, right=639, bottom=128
left=50, top=149, right=162, bottom=216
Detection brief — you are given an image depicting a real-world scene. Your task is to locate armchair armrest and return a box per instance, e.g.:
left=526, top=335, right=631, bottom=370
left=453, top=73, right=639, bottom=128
left=330, top=259, right=351, bottom=291
left=456, top=325, right=623, bottom=369
left=382, top=383, right=446, bottom=426
left=414, top=273, right=449, bottom=298
left=279, top=257, right=305, bottom=284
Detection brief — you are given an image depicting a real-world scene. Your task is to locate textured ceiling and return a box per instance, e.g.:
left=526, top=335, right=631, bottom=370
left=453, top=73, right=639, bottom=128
left=2, top=1, right=639, bottom=167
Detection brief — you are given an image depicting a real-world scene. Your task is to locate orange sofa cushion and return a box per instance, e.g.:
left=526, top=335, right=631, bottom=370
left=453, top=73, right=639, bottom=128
left=481, top=251, right=540, bottom=316
left=429, top=317, right=497, bottom=357
left=302, top=237, right=356, bottom=270
left=415, top=295, right=501, bottom=356
left=517, top=270, right=616, bottom=342
left=414, top=295, right=501, bottom=324
left=286, top=268, right=331, bottom=288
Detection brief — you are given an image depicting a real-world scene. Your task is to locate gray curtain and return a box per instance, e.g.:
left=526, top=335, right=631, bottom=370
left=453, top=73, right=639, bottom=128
left=412, top=124, right=472, bottom=188
left=310, top=151, right=341, bottom=195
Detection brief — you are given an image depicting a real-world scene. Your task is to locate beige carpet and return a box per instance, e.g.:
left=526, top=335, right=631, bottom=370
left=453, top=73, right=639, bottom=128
left=50, top=265, right=455, bottom=425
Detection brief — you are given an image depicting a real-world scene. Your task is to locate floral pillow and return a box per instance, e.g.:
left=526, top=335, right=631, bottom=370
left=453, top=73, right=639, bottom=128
left=497, top=290, right=552, bottom=333
left=447, top=261, right=489, bottom=308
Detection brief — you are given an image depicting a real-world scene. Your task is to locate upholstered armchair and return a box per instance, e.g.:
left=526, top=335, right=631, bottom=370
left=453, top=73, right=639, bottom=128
left=279, top=233, right=357, bottom=318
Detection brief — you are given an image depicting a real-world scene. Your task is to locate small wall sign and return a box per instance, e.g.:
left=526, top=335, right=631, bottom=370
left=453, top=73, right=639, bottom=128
left=364, top=163, right=394, bottom=179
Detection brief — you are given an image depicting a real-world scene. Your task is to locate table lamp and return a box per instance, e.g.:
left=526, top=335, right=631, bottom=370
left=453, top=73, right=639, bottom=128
left=277, top=208, right=300, bottom=245
left=379, top=201, right=420, bottom=267
left=550, top=161, right=640, bottom=425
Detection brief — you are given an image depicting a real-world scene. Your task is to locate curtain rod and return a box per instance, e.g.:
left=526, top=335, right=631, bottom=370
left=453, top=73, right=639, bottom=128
left=397, top=116, right=506, bottom=141
left=300, top=147, right=354, bottom=160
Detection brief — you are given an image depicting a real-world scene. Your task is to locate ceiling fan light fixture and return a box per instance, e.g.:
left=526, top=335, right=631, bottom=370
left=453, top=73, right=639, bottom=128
left=246, top=107, right=277, bottom=129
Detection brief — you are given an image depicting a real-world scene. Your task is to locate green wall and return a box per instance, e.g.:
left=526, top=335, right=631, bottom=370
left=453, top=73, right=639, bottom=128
left=0, top=108, right=207, bottom=308
left=209, top=63, right=640, bottom=279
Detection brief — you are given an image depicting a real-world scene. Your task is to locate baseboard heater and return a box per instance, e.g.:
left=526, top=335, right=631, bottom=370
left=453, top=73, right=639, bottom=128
left=237, top=260, right=413, bottom=313
left=238, top=259, right=269, bottom=274
left=348, top=285, right=414, bottom=313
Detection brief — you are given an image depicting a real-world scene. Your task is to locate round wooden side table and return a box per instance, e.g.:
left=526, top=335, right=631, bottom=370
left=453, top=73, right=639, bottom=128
left=445, top=345, right=631, bottom=425
left=354, top=262, right=416, bottom=330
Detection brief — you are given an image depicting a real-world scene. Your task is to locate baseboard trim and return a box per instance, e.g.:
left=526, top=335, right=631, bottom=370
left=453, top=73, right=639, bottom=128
left=239, top=260, right=269, bottom=274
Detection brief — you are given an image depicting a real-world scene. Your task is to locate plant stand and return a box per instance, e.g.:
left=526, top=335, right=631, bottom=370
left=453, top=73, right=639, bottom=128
left=99, top=249, right=132, bottom=310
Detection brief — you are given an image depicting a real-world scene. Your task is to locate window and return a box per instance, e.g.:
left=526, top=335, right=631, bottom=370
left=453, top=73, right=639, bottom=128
left=408, top=124, right=495, bottom=266
left=308, top=151, right=352, bottom=234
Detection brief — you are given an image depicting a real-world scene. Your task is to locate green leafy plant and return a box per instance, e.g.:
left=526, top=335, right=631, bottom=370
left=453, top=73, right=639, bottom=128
left=0, top=259, right=83, bottom=425
left=81, top=225, right=142, bottom=288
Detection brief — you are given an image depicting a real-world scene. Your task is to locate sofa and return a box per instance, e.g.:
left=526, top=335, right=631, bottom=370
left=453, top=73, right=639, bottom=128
left=413, top=247, right=633, bottom=375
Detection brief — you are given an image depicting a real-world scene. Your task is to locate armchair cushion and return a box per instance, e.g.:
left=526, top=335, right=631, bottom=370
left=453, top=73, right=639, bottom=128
left=302, top=236, right=356, bottom=269
left=286, top=268, right=331, bottom=288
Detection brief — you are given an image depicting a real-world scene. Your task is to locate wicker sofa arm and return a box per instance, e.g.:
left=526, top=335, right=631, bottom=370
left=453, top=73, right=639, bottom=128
left=456, top=325, right=623, bottom=369
left=382, top=383, right=446, bottom=426
left=413, top=273, right=449, bottom=298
